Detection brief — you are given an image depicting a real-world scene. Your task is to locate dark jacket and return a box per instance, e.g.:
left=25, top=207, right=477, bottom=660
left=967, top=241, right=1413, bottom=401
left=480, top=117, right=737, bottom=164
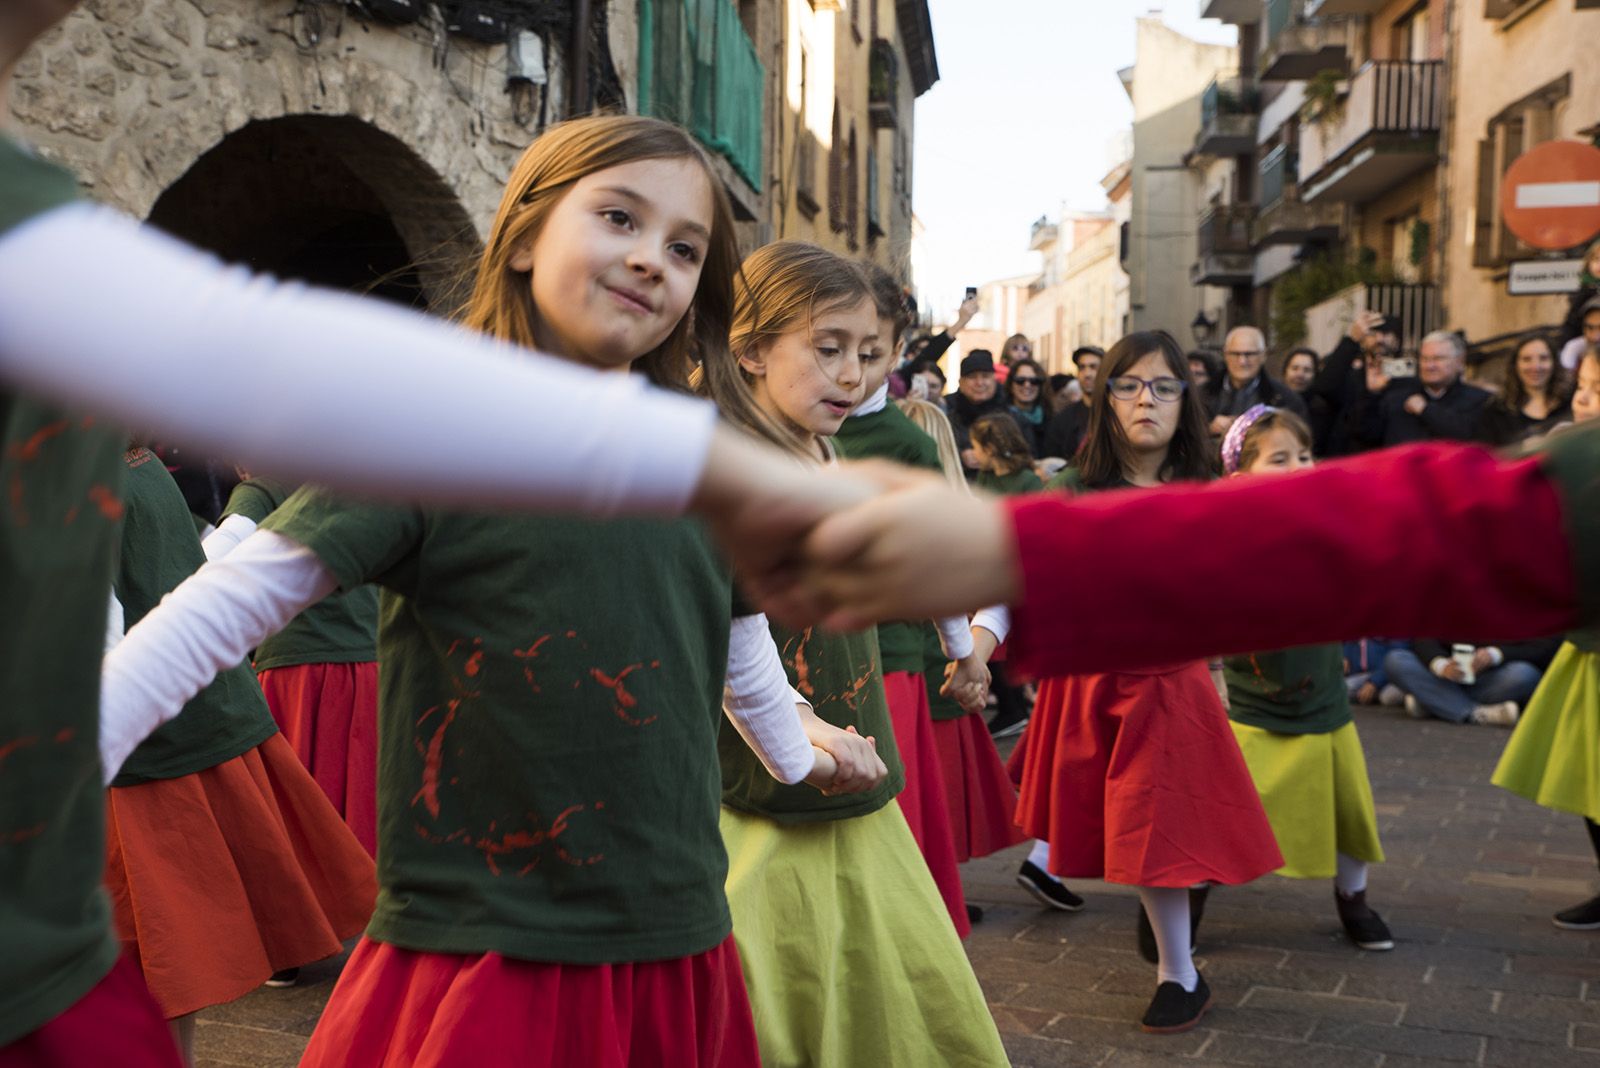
left=943, top=390, right=1008, bottom=474
left=1354, top=377, right=1492, bottom=448
left=1307, top=336, right=1369, bottom=456
left=1041, top=401, right=1091, bottom=460
left=1007, top=403, right=1048, bottom=457
left=1412, top=637, right=1561, bottom=672
left=1477, top=400, right=1573, bottom=446
left=1201, top=369, right=1308, bottom=421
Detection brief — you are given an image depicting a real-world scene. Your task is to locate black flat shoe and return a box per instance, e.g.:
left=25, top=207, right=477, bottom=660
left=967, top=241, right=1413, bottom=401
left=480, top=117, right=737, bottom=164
left=1016, top=860, right=1085, bottom=911
left=1335, top=889, right=1394, bottom=950
left=1140, top=975, right=1212, bottom=1033
left=966, top=903, right=985, bottom=925
left=1553, top=893, right=1600, bottom=930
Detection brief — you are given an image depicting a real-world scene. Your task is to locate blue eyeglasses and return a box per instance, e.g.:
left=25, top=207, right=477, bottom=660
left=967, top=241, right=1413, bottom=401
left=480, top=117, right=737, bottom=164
left=1105, top=376, right=1187, bottom=403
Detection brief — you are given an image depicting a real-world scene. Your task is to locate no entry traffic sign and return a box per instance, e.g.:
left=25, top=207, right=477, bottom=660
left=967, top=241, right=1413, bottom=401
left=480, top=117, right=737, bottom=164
left=1501, top=140, right=1600, bottom=251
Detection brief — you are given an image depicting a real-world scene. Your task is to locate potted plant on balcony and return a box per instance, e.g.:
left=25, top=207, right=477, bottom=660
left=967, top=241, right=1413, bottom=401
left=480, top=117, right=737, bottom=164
left=1300, top=68, right=1345, bottom=134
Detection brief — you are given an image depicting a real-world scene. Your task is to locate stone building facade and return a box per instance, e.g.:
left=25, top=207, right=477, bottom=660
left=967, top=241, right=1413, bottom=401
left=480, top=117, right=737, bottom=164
left=10, top=0, right=615, bottom=308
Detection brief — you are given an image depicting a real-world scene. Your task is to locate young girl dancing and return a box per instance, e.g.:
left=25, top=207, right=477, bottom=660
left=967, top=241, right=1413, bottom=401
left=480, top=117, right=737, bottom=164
left=901, top=401, right=1077, bottom=913
left=1493, top=348, right=1600, bottom=929
left=1220, top=406, right=1391, bottom=951
left=835, top=262, right=989, bottom=933
left=100, top=116, right=882, bottom=1068
left=702, top=241, right=1009, bottom=1067
left=2, top=6, right=866, bottom=1059
left=208, top=477, right=381, bottom=860
left=1013, top=332, right=1282, bottom=1034
left=106, top=448, right=377, bottom=1062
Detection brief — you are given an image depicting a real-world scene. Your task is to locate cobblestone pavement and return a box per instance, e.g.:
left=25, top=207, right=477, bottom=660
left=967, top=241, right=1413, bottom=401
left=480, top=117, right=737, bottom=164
left=196, top=706, right=1600, bottom=1067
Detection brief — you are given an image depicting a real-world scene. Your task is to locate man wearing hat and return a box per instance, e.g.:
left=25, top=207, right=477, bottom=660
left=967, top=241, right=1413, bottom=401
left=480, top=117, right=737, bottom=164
left=945, top=349, right=1007, bottom=477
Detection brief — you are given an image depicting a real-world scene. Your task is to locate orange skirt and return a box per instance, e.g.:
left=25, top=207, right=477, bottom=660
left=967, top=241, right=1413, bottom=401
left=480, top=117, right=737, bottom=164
left=258, top=661, right=379, bottom=856
left=299, top=936, right=761, bottom=1068
left=931, top=712, right=1026, bottom=862
left=883, top=671, right=969, bottom=938
left=1016, top=663, right=1283, bottom=888
left=105, top=733, right=378, bottom=1018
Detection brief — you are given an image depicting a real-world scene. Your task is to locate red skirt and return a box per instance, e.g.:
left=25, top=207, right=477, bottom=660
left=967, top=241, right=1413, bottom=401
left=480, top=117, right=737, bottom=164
left=299, top=936, right=762, bottom=1068
left=105, top=733, right=378, bottom=1018
left=931, top=712, right=1026, bottom=862
left=0, top=955, right=181, bottom=1068
left=883, top=671, right=969, bottom=938
left=258, top=661, right=379, bottom=856
left=1015, top=662, right=1283, bottom=888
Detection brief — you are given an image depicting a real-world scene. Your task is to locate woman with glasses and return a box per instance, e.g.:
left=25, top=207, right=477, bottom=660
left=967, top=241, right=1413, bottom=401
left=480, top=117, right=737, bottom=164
left=1013, top=332, right=1282, bottom=1035
left=1003, top=357, right=1051, bottom=456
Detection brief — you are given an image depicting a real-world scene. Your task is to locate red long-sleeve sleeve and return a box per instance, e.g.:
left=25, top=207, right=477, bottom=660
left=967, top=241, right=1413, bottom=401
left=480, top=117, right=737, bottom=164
left=1005, top=443, right=1578, bottom=677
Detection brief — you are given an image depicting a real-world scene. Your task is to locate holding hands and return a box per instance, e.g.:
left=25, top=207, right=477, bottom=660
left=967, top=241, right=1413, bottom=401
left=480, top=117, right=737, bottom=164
left=941, top=652, right=992, bottom=716
left=803, top=721, right=888, bottom=797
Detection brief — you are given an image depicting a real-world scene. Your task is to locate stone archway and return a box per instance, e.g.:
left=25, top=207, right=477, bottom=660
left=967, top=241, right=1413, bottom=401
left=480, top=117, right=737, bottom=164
left=147, top=114, right=483, bottom=312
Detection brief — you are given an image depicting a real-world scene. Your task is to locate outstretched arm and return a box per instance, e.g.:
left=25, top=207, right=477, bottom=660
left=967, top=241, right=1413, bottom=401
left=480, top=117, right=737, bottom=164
left=100, top=530, right=334, bottom=782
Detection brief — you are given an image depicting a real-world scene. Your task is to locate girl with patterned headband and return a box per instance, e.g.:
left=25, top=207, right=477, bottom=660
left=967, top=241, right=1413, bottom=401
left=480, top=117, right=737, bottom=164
left=1219, top=405, right=1393, bottom=952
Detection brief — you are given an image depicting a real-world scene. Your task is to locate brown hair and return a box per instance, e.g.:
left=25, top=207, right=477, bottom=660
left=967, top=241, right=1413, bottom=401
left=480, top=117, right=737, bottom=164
left=970, top=412, right=1032, bottom=477
left=860, top=261, right=913, bottom=347
left=1076, top=330, right=1215, bottom=488
left=1235, top=408, right=1313, bottom=474
left=458, top=115, right=740, bottom=392
left=898, top=399, right=969, bottom=490
left=1000, top=332, right=1032, bottom=365
left=1500, top=334, right=1572, bottom=414
left=696, top=241, right=872, bottom=456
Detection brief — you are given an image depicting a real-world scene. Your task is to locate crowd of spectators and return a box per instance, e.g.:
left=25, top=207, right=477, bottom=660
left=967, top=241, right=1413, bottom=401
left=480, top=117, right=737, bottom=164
left=894, top=293, right=1600, bottom=739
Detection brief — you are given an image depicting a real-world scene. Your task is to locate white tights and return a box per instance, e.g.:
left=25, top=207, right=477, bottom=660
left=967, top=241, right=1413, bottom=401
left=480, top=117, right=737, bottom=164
left=1138, top=887, right=1198, bottom=991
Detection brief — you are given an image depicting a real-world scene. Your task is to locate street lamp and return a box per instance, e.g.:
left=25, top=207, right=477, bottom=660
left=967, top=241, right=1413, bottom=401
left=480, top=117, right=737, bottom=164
left=1191, top=310, right=1217, bottom=347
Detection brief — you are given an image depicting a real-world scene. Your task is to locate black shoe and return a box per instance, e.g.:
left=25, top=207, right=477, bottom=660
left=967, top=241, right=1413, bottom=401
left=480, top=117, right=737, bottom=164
left=1015, top=860, right=1085, bottom=911
left=263, top=967, right=300, bottom=988
left=1553, top=893, right=1600, bottom=930
left=1335, top=889, right=1395, bottom=950
left=987, top=707, right=1029, bottom=739
left=1137, top=885, right=1209, bottom=964
left=1140, top=975, right=1212, bottom=1033
left=966, top=903, right=985, bottom=925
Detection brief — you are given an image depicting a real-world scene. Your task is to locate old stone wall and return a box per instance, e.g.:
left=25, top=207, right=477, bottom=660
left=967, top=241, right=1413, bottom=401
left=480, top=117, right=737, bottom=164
left=9, top=0, right=563, bottom=248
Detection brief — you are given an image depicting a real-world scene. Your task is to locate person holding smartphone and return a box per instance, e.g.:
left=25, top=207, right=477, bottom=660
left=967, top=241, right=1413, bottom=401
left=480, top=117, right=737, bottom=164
left=1306, top=311, right=1401, bottom=455
left=1353, top=331, right=1492, bottom=448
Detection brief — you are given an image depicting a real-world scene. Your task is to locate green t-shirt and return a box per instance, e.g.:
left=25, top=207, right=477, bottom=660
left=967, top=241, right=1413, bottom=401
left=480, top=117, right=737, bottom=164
left=1224, top=643, right=1352, bottom=735
left=262, top=490, right=735, bottom=964
left=719, top=623, right=904, bottom=822
left=111, top=450, right=279, bottom=786
left=978, top=467, right=1044, bottom=495
left=222, top=478, right=379, bottom=670
left=1535, top=421, right=1600, bottom=632
left=0, top=136, right=126, bottom=1045
left=835, top=404, right=943, bottom=674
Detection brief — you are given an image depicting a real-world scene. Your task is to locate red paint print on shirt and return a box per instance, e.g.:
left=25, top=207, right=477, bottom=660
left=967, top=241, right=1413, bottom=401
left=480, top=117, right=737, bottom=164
left=590, top=661, right=661, bottom=726
left=411, top=700, right=460, bottom=820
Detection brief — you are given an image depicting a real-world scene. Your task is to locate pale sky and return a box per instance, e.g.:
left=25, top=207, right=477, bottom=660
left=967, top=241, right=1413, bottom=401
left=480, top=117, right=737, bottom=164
left=912, top=2, right=1236, bottom=321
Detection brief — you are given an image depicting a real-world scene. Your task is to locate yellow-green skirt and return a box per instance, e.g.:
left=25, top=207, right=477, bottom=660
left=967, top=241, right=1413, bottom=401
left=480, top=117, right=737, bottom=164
left=1229, top=720, right=1385, bottom=880
left=1493, top=643, right=1600, bottom=822
left=721, top=803, right=1008, bottom=1068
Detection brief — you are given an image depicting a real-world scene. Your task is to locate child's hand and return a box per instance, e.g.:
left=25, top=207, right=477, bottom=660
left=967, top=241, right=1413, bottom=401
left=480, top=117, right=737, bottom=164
left=770, top=464, right=1019, bottom=630
left=804, top=724, right=887, bottom=795
left=803, top=746, right=840, bottom=792
left=941, top=653, right=991, bottom=716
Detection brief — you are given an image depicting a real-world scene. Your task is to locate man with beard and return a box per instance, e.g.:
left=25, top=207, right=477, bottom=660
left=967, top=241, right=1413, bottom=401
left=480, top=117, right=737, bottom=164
left=1308, top=311, right=1403, bottom=455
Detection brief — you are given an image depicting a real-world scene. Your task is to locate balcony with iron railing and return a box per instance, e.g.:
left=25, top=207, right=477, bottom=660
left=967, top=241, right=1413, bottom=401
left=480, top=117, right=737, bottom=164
left=1194, top=75, right=1261, bottom=157
left=1298, top=59, right=1443, bottom=203
left=1191, top=205, right=1257, bottom=287
left=868, top=39, right=899, bottom=130
left=1260, top=0, right=1351, bottom=82
left=1029, top=215, right=1059, bottom=251
left=1254, top=143, right=1343, bottom=245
